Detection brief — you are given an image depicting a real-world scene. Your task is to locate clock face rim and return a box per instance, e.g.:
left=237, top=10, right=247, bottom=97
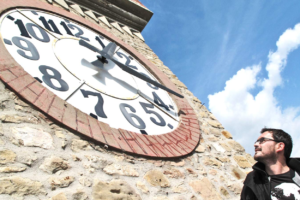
left=0, top=0, right=201, bottom=158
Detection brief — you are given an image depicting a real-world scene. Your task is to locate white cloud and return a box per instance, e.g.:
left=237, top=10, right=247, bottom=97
left=208, top=23, right=300, bottom=157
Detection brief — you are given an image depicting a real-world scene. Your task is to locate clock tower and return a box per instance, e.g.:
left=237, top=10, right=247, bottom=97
left=0, top=0, right=253, bottom=199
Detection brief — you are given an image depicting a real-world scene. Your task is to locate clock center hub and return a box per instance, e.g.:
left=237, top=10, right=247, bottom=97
left=54, top=38, right=139, bottom=100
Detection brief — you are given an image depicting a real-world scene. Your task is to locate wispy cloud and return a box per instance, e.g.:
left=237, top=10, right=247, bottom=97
left=208, top=23, right=300, bottom=157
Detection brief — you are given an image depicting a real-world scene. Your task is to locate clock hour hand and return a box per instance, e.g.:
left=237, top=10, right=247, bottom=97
left=111, top=59, right=184, bottom=98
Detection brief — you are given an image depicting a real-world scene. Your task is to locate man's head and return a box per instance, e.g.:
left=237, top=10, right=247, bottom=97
left=254, top=128, right=293, bottom=163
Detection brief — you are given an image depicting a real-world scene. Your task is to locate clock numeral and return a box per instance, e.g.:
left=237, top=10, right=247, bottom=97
left=12, top=36, right=39, bottom=60
left=4, top=39, right=12, bottom=45
left=14, top=19, right=50, bottom=43
left=95, top=36, right=106, bottom=49
left=26, top=23, right=50, bottom=43
left=120, top=103, right=146, bottom=129
left=116, top=52, right=137, bottom=70
left=14, top=19, right=31, bottom=38
left=168, top=124, right=173, bottom=129
left=140, top=130, right=148, bottom=135
left=152, top=92, right=169, bottom=111
left=39, top=65, right=69, bottom=91
left=140, top=102, right=166, bottom=127
left=7, top=15, right=15, bottom=21
left=39, top=16, right=62, bottom=35
left=140, top=72, right=158, bottom=90
left=31, top=11, right=38, bottom=15
left=80, top=89, right=107, bottom=118
left=34, top=77, right=43, bottom=83
left=60, top=21, right=74, bottom=36
left=68, top=24, right=90, bottom=41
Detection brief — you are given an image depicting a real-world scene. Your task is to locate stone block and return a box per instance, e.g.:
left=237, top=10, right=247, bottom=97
left=49, top=176, right=74, bottom=190
left=203, top=157, right=222, bottom=168
left=246, top=153, right=256, bottom=165
left=0, top=149, right=16, bottom=164
left=103, top=164, right=139, bottom=177
left=221, top=130, right=233, bottom=139
left=195, top=145, right=205, bottom=153
left=233, top=155, right=252, bottom=168
left=231, top=165, right=246, bottom=180
left=11, top=127, right=53, bottom=149
left=39, top=156, right=69, bottom=174
left=93, top=179, right=141, bottom=200
left=71, top=139, right=92, bottom=152
left=0, top=176, right=45, bottom=197
left=163, top=168, right=184, bottom=178
left=144, top=169, right=170, bottom=188
left=136, top=181, right=149, bottom=194
left=189, top=178, right=222, bottom=200
left=227, top=140, right=245, bottom=152
left=0, top=166, right=26, bottom=173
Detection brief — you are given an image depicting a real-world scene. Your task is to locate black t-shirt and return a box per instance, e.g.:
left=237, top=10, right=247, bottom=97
left=270, top=169, right=300, bottom=200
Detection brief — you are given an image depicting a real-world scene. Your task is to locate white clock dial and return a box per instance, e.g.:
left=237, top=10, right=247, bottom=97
left=0, top=9, right=180, bottom=135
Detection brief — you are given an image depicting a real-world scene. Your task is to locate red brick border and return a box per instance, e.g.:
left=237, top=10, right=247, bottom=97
left=0, top=0, right=200, bottom=157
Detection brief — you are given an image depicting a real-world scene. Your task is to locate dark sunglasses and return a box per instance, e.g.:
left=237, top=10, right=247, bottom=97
left=254, top=137, right=281, bottom=145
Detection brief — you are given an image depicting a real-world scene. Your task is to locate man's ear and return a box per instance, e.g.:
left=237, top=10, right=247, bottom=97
left=276, top=142, right=285, bottom=153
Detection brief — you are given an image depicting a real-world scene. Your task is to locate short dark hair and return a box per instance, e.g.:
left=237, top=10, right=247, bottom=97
left=261, top=128, right=293, bottom=160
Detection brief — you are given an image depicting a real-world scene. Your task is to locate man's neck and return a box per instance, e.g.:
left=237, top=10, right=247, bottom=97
left=265, top=160, right=290, bottom=175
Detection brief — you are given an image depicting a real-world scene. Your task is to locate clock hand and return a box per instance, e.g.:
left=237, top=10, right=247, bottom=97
left=79, top=39, right=184, bottom=98
left=79, top=39, right=117, bottom=63
left=111, top=59, right=184, bottom=98
left=101, top=42, right=117, bottom=58
left=96, top=42, right=117, bottom=64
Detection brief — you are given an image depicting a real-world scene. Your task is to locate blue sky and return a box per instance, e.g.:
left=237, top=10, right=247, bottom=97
left=140, top=0, right=300, bottom=156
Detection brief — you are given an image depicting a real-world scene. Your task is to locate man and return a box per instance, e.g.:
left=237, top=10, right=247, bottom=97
left=241, top=128, right=300, bottom=200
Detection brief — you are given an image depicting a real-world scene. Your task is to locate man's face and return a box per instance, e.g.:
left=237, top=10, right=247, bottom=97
left=254, top=131, right=277, bottom=162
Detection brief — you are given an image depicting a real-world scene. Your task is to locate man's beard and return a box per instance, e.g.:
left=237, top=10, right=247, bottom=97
left=254, top=148, right=277, bottom=163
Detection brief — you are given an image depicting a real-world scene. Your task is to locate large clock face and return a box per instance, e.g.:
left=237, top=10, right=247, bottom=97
left=0, top=9, right=180, bottom=135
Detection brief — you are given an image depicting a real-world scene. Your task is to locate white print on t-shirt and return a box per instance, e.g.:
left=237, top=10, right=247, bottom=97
left=271, top=183, right=300, bottom=200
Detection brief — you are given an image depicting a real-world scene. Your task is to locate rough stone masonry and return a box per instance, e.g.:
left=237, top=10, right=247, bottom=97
left=0, top=0, right=256, bottom=199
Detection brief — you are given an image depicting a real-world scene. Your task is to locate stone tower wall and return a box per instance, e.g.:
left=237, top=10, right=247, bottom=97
left=0, top=0, right=255, bottom=199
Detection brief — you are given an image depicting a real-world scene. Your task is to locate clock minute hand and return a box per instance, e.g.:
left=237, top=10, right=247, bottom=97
left=79, top=39, right=102, bottom=54
left=111, top=59, right=184, bottom=98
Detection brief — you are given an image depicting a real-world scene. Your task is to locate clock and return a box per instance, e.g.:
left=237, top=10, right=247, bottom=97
left=0, top=0, right=200, bottom=157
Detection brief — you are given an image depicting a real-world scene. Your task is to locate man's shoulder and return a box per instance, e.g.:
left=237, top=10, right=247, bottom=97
left=244, top=170, right=255, bottom=184
left=288, top=157, right=300, bottom=173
